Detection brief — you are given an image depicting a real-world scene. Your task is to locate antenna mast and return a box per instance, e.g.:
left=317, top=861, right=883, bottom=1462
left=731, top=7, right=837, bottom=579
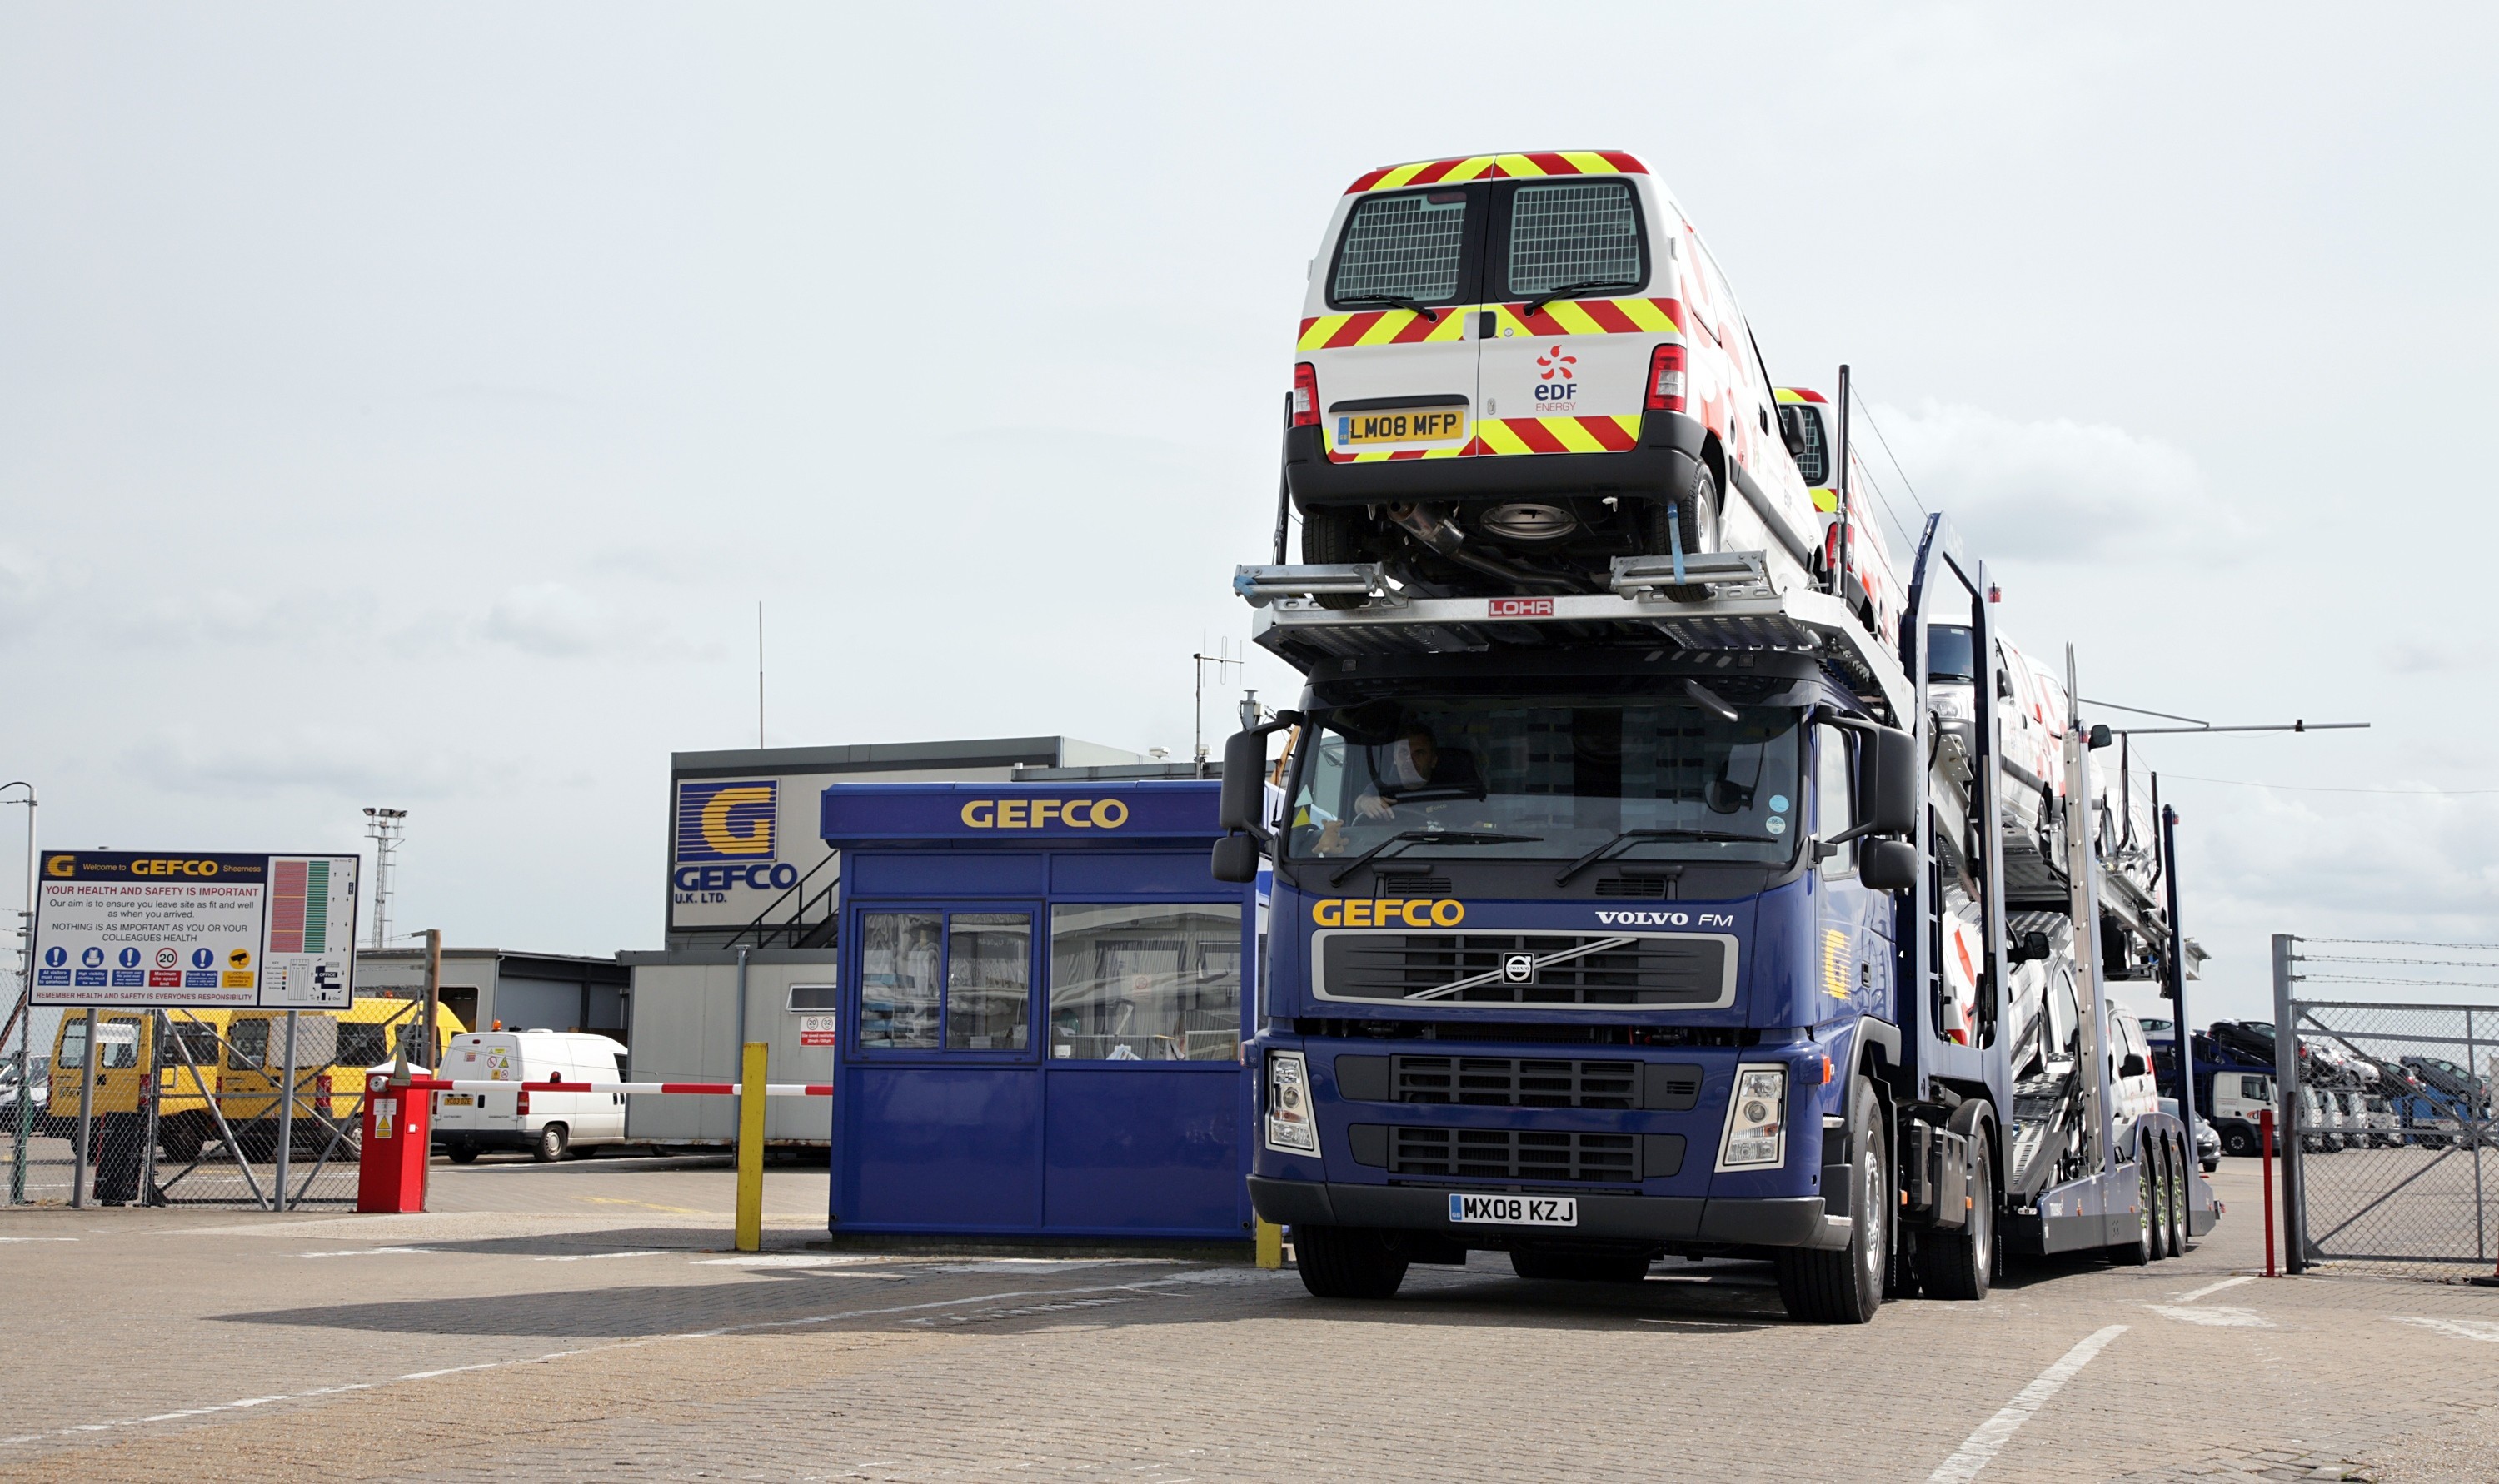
left=362, top=807, right=406, bottom=949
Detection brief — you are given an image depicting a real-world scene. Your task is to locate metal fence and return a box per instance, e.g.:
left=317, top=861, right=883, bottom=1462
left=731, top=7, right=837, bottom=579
left=2274, top=935, right=2499, bottom=1279
left=7, top=1005, right=363, bottom=1210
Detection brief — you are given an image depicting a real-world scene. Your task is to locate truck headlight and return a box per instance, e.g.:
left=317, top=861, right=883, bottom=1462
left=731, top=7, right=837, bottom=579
left=1265, top=1050, right=1318, bottom=1154
left=1717, top=1063, right=1788, bottom=1169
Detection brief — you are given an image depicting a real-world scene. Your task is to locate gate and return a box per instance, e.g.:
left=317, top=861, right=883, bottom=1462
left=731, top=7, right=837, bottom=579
left=2273, top=934, right=2499, bottom=1277
left=7, top=1005, right=381, bottom=1211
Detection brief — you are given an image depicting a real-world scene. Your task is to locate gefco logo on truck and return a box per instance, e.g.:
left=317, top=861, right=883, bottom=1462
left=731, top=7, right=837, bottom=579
left=957, top=799, right=1130, bottom=829
left=1311, top=898, right=1466, bottom=928
left=674, top=780, right=795, bottom=891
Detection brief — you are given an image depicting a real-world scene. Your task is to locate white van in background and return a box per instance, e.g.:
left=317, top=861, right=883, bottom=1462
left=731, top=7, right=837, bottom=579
left=433, top=1030, right=628, bottom=1163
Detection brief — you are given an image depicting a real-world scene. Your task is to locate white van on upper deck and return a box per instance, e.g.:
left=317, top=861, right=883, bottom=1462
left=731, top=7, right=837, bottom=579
left=1284, top=151, right=1823, bottom=598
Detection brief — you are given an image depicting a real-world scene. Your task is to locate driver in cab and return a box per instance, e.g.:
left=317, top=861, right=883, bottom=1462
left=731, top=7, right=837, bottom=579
left=1315, top=727, right=1485, bottom=852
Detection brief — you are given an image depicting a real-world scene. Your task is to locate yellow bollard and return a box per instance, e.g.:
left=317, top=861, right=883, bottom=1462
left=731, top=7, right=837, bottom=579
left=735, top=1041, right=767, bottom=1253
left=1255, top=1216, right=1284, bottom=1270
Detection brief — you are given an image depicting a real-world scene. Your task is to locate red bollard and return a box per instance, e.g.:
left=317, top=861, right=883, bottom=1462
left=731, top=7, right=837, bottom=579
left=2259, top=1108, right=2277, bottom=1278
left=357, top=1072, right=433, bottom=1213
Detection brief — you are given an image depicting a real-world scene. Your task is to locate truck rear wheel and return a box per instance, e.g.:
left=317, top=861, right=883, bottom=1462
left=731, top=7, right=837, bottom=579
left=1917, top=1135, right=1994, bottom=1300
left=1300, top=506, right=1370, bottom=610
left=2110, top=1152, right=2156, bottom=1266
left=1293, top=1224, right=1408, bottom=1300
left=2220, top=1123, right=2256, bottom=1158
left=1775, top=1081, right=1888, bottom=1324
left=1639, top=464, right=1719, bottom=602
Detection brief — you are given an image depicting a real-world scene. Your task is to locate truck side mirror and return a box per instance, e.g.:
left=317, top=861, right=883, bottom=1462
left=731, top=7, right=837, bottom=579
left=1218, top=730, right=1267, bottom=834
left=1209, top=832, right=1262, bottom=884
left=2120, top=1053, right=2147, bottom=1079
left=1858, top=838, right=1918, bottom=892
left=2087, top=723, right=2114, bottom=749
left=1778, top=407, right=1808, bottom=460
left=1856, top=725, right=1916, bottom=837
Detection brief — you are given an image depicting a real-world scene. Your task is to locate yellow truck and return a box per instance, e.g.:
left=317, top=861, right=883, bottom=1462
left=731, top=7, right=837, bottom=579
left=43, top=1010, right=233, bottom=1160
left=221, top=998, right=466, bottom=1156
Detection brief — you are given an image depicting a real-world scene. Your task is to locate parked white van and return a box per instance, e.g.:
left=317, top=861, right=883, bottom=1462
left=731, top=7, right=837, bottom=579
left=433, top=1031, right=628, bottom=1163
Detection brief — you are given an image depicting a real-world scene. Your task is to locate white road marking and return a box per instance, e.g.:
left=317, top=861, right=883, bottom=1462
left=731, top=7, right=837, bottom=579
left=2146, top=1304, right=2272, bottom=1327
left=0, top=1237, right=77, bottom=1242
left=693, top=1253, right=890, bottom=1268
left=2172, top=1276, right=2256, bottom=1303
left=1926, top=1325, right=2128, bottom=1483
left=531, top=1251, right=669, bottom=1262
left=0, top=1272, right=1237, bottom=1452
left=2392, top=1317, right=2499, bottom=1342
left=296, top=1247, right=441, bottom=1258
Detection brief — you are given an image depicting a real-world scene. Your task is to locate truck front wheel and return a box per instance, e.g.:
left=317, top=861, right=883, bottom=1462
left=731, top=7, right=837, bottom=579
left=1293, top=1224, right=1408, bottom=1301
left=1775, top=1081, right=1888, bottom=1324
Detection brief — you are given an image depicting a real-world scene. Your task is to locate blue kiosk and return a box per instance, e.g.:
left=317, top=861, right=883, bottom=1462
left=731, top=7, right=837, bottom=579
left=821, top=781, right=1254, bottom=1241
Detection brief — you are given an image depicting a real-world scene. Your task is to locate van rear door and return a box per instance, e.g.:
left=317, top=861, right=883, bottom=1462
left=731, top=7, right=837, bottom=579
left=1302, top=183, right=1482, bottom=465
left=1476, top=175, right=1662, bottom=459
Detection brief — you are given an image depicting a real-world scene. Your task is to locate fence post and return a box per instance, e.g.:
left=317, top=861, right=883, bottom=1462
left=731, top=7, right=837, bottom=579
left=735, top=1041, right=766, bottom=1252
left=2472, top=1008, right=2486, bottom=1266
left=140, top=1011, right=162, bottom=1208
left=273, top=1010, right=298, bottom=1212
left=2259, top=1108, right=2277, bottom=1277
left=8, top=984, right=30, bottom=1205
left=72, top=1008, right=96, bottom=1208
left=2271, top=934, right=2305, bottom=1273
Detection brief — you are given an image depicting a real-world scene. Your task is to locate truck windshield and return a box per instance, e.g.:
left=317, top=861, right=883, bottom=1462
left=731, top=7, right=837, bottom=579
left=1928, top=625, right=1977, bottom=684
left=1286, top=694, right=1802, bottom=868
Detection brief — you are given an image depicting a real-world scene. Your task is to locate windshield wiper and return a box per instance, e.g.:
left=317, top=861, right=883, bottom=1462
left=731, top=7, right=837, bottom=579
left=1554, top=827, right=1767, bottom=885
left=1336, top=293, right=1439, bottom=321
left=1328, top=829, right=1543, bottom=887
left=1521, top=279, right=1642, bottom=318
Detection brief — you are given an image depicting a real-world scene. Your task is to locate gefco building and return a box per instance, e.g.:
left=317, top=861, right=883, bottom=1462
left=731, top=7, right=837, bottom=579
left=629, top=736, right=1256, bottom=1244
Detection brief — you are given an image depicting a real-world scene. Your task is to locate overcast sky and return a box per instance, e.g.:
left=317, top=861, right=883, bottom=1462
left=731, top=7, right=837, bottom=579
left=4, top=2, right=2495, bottom=1028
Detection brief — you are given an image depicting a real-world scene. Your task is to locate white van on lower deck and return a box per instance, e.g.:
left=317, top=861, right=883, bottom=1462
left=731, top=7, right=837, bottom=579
left=433, top=1030, right=628, bottom=1163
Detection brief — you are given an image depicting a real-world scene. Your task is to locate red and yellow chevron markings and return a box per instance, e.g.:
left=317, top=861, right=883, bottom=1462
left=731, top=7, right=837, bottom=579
left=1296, top=307, right=1469, bottom=352
left=1344, top=151, right=1648, bottom=194
left=1299, top=297, right=1683, bottom=351
left=1474, top=416, right=1641, bottom=456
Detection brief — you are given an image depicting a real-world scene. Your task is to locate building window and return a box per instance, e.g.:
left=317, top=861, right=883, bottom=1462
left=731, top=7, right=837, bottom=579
left=786, top=984, right=839, bottom=1013
left=855, top=910, right=1032, bottom=1054
left=1048, top=904, right=1243, bottom=1063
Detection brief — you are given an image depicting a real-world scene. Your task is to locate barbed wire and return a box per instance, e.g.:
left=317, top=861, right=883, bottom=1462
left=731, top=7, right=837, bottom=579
left=2297, top=974, right=2499, bottom=989
left=2300, top=938, right=2499, bottom=950
left=2302, top=956, right=2499, bottom=969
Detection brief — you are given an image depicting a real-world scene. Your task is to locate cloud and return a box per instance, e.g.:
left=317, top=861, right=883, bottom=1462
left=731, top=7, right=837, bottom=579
left=120, top=727, right=506, bottom=801
left=1857, top=401, right=2247, bottom=563
left=482, top=581, right=646, bottom=657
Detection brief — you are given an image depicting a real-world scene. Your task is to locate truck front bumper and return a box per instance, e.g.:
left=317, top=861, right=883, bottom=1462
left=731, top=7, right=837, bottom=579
left=1248, top=1176, right=1845, bottom=1251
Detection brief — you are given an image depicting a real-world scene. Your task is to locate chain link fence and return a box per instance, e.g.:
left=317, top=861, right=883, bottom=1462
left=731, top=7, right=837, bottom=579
left=2275, top=936, right=2499, bottom=1280
left=7, top=1004, right=373, bottom=1210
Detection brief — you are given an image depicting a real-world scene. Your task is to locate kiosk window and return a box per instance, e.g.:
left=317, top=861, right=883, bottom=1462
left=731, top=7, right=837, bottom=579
left=1048, top=904, right=1243, bottom=1063
left=946, top=914, right=1031, bottom=1052
left=857, top=910, right=1033, bottom=1053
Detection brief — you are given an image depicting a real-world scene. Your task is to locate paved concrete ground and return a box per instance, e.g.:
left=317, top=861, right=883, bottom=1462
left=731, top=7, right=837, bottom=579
left=2, top=1157, right=2494, bottom=1482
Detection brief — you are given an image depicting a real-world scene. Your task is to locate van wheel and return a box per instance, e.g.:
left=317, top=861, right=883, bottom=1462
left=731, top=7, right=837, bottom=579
left=1639, top=464, right=1719, bottom=601
left=1774, top=1080, right=1888, bottom=1324
left=159, top=1117, right=204, bottom=1163
left=533, top=1124, right=569, bottom=1163
left=1293, top=1225, right=1408, bottom=1300
left=1301, top=505, right=1371, bottom=609
left=2221, top=1124, right=2257, bottom=1158
left=446, top=1143, right=481, bottom=1165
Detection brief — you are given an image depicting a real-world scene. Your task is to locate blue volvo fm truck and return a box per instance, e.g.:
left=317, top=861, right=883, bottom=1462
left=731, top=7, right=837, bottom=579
left=1212, top=520, right=2216, bottom=1322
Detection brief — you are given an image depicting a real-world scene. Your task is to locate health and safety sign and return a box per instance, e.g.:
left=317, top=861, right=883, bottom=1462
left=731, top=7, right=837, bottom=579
left=30, top=851, right=360, bottom=1009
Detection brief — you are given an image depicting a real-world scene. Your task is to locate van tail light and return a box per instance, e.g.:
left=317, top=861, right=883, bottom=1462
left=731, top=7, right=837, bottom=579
left=516, top=1089, right=531, bottom=1117
left=1291, top=363, right=1319, bottom=427
left=317, top=1072, right=334, bottom=1117
left=1645, top=343, right=1687, bottom=412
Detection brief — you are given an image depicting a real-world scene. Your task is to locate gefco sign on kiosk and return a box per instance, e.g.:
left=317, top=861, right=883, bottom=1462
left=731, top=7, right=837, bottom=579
left=821, top=786, right=1206, bottom=841
left=31, top=851, right=361, bottom=1010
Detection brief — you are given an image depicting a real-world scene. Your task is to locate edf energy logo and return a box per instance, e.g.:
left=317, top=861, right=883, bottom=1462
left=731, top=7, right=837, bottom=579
left=677, top=781, right=777, bottom=862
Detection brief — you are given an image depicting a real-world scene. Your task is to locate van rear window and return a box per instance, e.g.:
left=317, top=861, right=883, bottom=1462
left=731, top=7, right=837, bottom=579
left=1504, top=180, right=1642, bottom=297
left=1331, top=192, right=1469, bottom=305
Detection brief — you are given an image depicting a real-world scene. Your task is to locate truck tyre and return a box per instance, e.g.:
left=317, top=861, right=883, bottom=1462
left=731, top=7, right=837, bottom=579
left=1774, top=1081, right=1887, bottom=1325
left=1639, top=464, right=1719, bottom=602
left=2110, top=1150, right=2155, bottom=1266
left=1293, top=1224, right=1408, bottom=1300
left=2220, top=1123, right=2256, bottom=1158
left=533, top=1123, right=569, bottom=1163
left=2164, top=1138, right=2189, bottom=1257
left=1301, top=506, right=1370, bottom=610
left=1918, top=1135, right=1994, bottom=1300
left=446, top=1142, right=481, bottom=1165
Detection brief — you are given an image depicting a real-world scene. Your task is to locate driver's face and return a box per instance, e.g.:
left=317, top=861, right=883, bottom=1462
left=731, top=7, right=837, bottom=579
left=1405, top=734, right=1437, bottom=774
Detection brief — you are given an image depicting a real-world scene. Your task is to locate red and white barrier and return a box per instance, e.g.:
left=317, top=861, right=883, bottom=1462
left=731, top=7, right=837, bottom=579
left=402, top=1078, right=831, bottom=1097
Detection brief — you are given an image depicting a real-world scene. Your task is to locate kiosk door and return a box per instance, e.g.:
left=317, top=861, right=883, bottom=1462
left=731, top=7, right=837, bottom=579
left=844, top=905, right=1045, bottom=1232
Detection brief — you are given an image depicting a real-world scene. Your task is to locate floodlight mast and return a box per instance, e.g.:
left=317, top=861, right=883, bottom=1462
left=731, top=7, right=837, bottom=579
left=362, top=807, right=407, bottom=950
left=3, top=781, right=32, bottom=1207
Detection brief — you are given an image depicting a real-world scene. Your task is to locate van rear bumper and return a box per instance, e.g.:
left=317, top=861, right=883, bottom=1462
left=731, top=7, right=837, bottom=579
left=1284, top=410, right=1706, bottom=508
left=433, top=1129, right=541, bottom=1152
